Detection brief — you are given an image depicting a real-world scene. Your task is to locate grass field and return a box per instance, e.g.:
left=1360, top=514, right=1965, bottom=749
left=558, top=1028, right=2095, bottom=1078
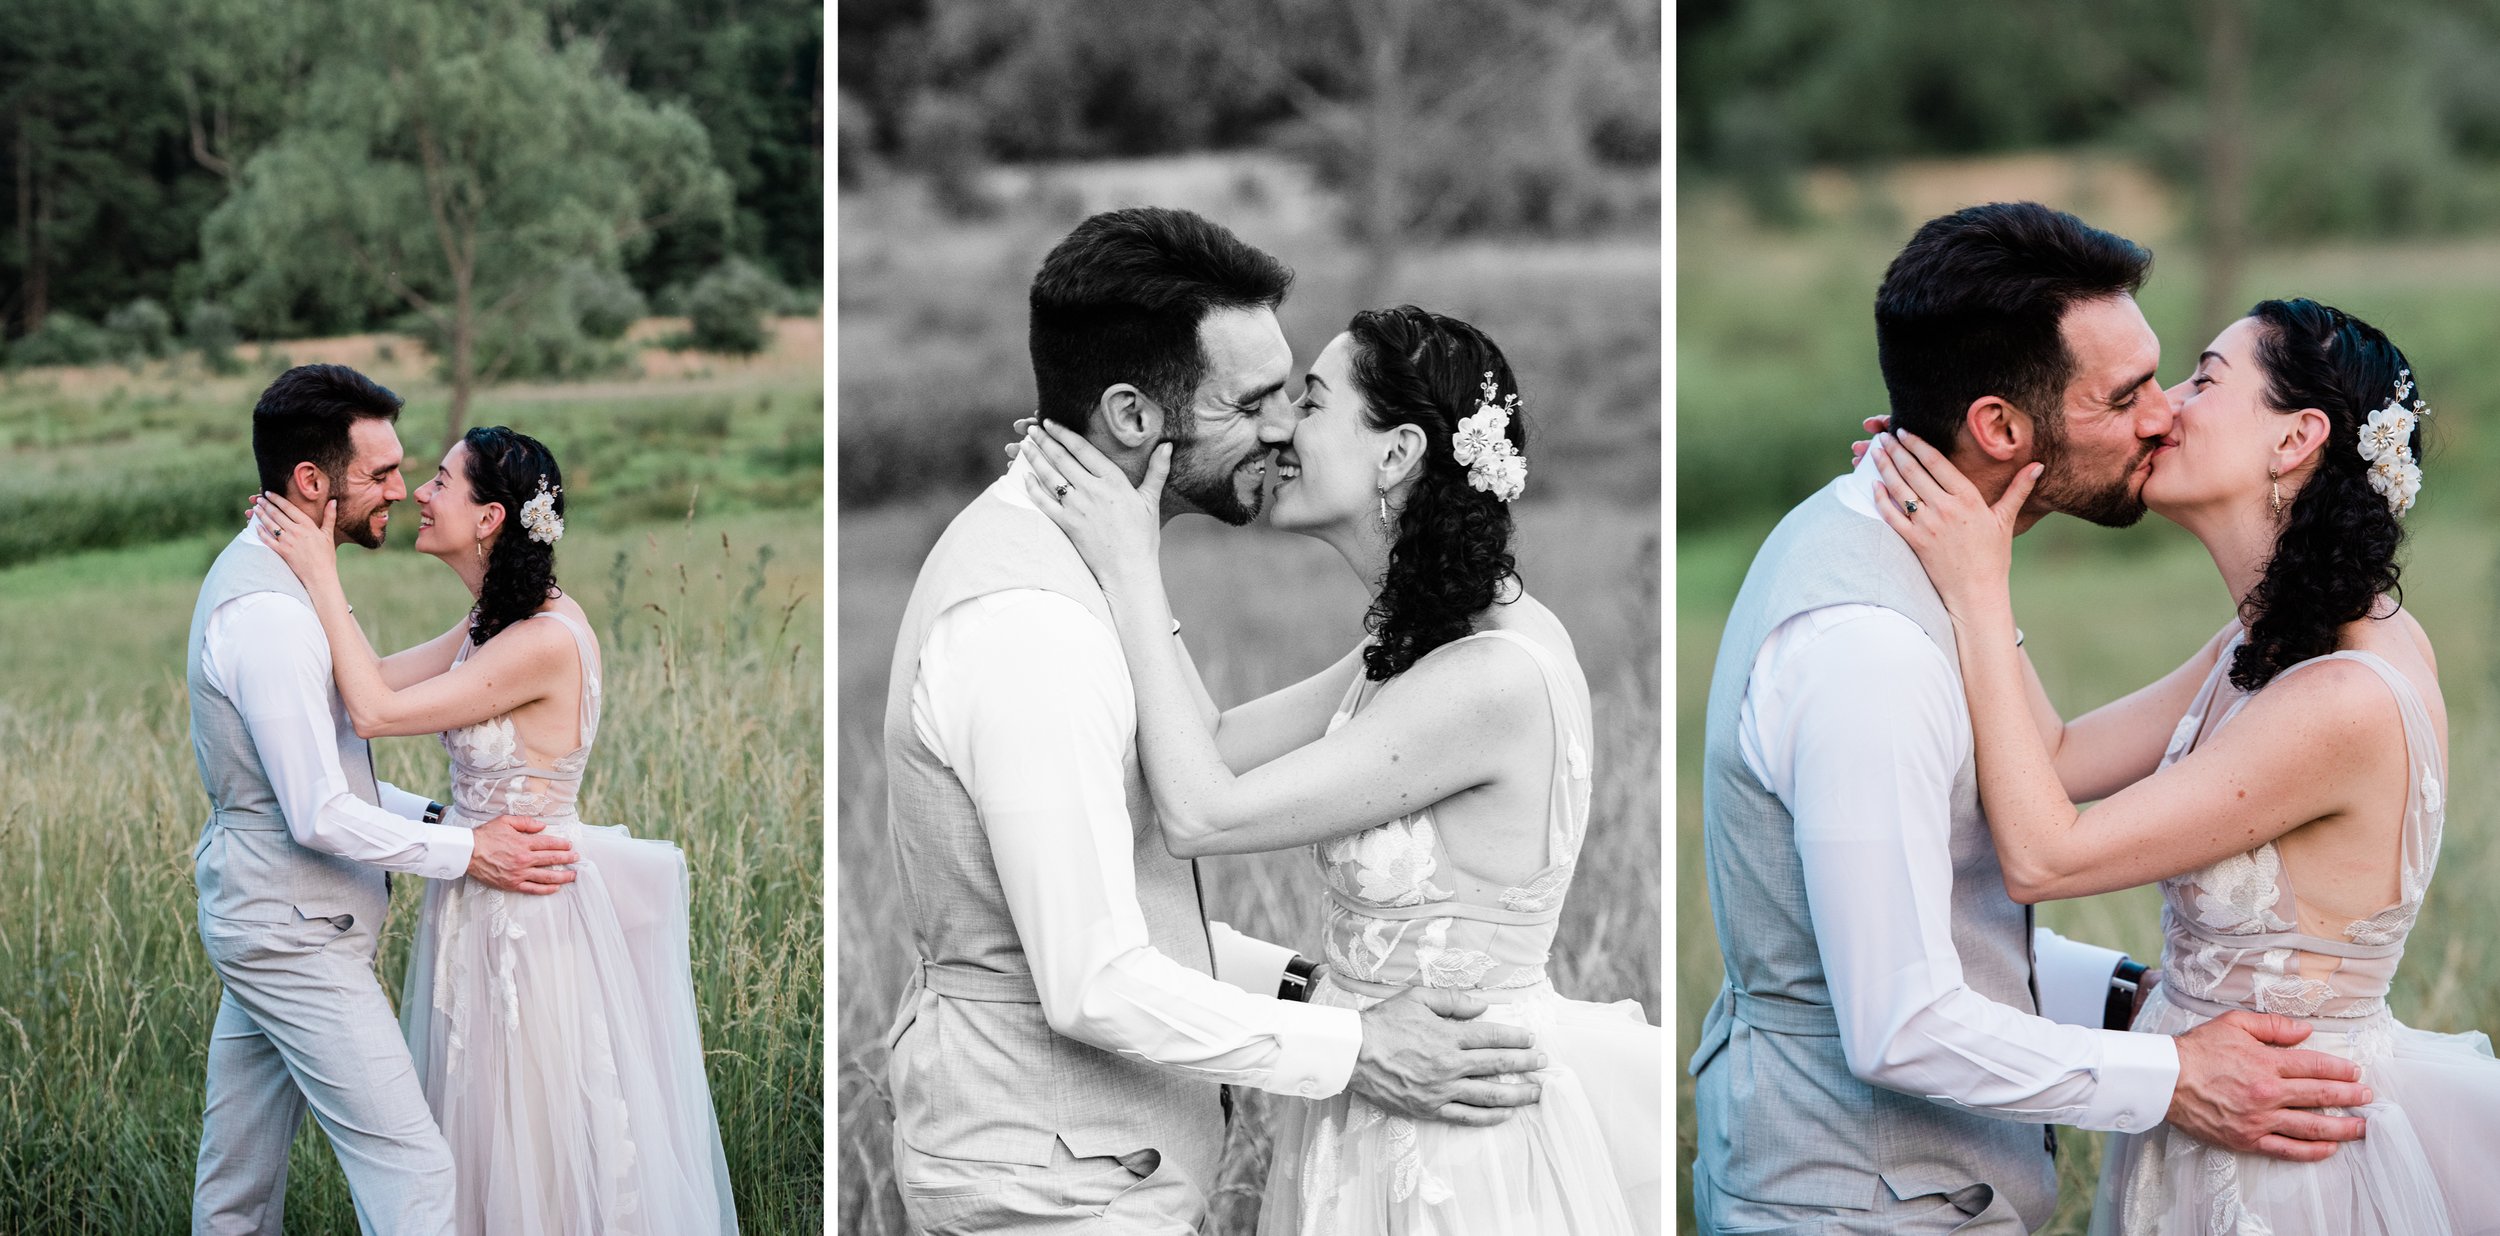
left=835, top=165, right=1662, bottom=1233
left=0, top=330, right=826, bottom=1234
left=1676, top=179, right=2500, bottom=1233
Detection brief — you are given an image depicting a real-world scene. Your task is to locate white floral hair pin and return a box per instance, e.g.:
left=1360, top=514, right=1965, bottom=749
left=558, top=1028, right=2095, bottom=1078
left=2356, top=367, right=2426, bottom=516
left=1451, top=372, right=1527, bottom=502
left=518, top=477, right=565, bottom=545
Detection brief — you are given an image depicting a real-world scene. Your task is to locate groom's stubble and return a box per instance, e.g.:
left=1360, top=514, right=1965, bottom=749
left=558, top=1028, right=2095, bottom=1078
left=1160, top=410, right=1267, bottom=527
left=2028, top=414, right=2153, bottom=529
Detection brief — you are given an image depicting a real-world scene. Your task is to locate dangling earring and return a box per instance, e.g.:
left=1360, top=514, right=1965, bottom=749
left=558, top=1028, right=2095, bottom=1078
left=2268, top=467, right=2282, bottom=517
left=1376, top=483, right=1391, bottom=532
left=474, top=539, right=487, bottom=565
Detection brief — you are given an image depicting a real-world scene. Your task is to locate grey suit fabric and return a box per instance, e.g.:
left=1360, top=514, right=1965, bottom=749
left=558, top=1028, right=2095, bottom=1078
left=188, top=536, right=456, bottom=1236
left=1689, top=486, right=2055, bottom=1234
left=881, top=487, right=1226, bottom=1233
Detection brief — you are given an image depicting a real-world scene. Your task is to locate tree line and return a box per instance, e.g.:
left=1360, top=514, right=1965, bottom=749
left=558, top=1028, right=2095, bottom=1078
left=1, top=0, right=820, bottom=436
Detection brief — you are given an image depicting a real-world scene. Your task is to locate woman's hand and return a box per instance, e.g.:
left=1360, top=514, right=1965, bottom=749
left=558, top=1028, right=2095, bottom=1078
left=1848, top=415, right=1891, bottom=466
left=1868, top=431, right=2039, bottom=627
left=251, top=493, right=342, bottom=592
left=1018, top=420, right=1167, bottom=597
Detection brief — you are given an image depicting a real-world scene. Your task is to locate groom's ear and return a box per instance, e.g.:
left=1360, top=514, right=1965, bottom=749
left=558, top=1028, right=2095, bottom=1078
left=1095, top=383, right=1162, bottom=450
left=1962, top=395, right=2028, bottom=464
left=289, top=460, right=331, bottom=505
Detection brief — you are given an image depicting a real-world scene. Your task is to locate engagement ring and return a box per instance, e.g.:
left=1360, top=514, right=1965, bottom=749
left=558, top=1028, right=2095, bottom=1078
left=1901, top=499, right=1919, bottom=516
left=1054, top=483, right=1071, bottom=500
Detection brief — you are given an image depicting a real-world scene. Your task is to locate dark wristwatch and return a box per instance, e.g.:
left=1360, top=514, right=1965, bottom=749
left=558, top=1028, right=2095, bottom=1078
left=2104, top=957, right=2149, bottom=1030
left=1278, top=955, right=1319, bottom=1003
left=423, top=800, right=448, bottom=825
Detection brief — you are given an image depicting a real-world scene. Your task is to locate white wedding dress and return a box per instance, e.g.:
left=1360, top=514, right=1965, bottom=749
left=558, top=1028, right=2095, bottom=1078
left=2092, top=630, right=2500, bottom=1234
left=1257, top=618, right=1663, bottom=1235
left=399, top=610, right=738, bottom=1235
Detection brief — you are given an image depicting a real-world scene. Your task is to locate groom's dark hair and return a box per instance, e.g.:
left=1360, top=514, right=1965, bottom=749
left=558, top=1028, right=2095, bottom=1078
left=251, top=364, right=404, bottom=494
left=1029, top=207, right=1294, bottom=435
left=1874, top=202, right=2151, bottom=448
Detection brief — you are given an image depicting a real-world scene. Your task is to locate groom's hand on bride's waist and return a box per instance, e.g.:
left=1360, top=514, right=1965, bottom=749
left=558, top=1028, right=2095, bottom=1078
left=466, top=814, right=580, bottom=895
left=2167, top=1010, right=2373, bottom=1162
left=1348, top=987, right=1548, bottom=1128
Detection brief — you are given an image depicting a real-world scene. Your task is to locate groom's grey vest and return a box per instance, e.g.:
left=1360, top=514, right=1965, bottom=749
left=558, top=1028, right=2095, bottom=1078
left=1690, top=485, right=2056, bottom=1228
left=188, top=536, right=390, bottom=928
left=881, top=487, right=1225, bottom=1187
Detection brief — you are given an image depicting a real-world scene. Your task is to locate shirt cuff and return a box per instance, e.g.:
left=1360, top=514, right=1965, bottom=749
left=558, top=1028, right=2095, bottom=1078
left=1208, top=921, right=1298, bottom=998
left=2033, top=927, right=2131, bottom=1029
left=1259, top=1001, right=1362, bottom=1100
left=2078, top=1027, right=2181, bottom=1134
left=410, top=820, right=477, bottom=880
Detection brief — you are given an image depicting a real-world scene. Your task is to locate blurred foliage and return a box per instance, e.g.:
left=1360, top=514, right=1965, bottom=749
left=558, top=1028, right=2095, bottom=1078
left=684, top=258, right=790, bottom=355
left=1681, top=0, right=2500, bottom=240
left=837, top=0, right=1661, bottom=240
left=0, top=0, right=819, bottom=345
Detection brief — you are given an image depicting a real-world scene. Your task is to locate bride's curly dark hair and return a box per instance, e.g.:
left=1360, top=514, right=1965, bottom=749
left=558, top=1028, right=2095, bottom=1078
left=1344, top=305, right=1526, bottom=681
left=461, top=426, right=565, bottom=647
left=2232, top=298, right=2418, bottom=690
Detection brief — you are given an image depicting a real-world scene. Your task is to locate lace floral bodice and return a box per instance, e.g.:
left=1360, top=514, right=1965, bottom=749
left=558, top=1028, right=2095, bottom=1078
left=2152, top=631, right=2445, bottom=1022
left=1313, top=626, right=1594, bottom=999
left=440, top=609, right=603, bottom=826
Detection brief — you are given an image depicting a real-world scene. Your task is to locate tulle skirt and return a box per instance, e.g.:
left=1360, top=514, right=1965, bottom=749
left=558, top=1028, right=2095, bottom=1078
left=2092, top=986, right=2500, bottom=1236
left=1257, top=975, right=1663, bottom=1235
left=402, top=821, right=738, bottom=1236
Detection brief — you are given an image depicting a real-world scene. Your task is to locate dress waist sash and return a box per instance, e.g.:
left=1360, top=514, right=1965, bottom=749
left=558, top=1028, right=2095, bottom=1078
left=1326, top=887, right=1562, bottom=926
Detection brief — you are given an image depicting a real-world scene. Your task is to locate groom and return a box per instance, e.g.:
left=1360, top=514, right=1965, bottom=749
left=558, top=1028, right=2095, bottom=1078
left=881, top=206, right=1545, bottom=1233
left=189, top=364, right=582, bottom=1235
left=1690, top=203, right=2374, bottom=1233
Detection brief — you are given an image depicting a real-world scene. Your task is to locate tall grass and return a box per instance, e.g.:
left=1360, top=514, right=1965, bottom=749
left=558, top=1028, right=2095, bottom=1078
left=1676, top=184, right=2500, bottom=1233
left=0, top=508, right=824, bottom=1223
left=835, top=498, right=1661, bottom=1234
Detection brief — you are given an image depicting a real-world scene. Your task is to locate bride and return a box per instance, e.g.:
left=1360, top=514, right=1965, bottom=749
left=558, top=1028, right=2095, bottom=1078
left=252, top=427, right=737, bottom=1236
left=1015, top=304, right=1662, bottom=1234
left=1865, top=298, right=2500, bottom=1234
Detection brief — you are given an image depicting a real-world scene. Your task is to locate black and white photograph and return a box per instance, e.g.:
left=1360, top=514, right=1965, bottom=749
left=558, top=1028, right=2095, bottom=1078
left=836, top=2, right=1664, bottom=1231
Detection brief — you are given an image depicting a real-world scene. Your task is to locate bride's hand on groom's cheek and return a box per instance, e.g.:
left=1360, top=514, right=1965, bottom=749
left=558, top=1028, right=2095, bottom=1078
left=251, top=493, right=337, bottom=578
left=1020, top=420, right=1166, bottom=583
left=1869, top=431, right=2036, bottom=611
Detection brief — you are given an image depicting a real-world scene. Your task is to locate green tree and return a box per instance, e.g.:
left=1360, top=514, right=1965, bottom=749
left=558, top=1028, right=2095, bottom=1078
left=202, top=0, right=731, bottom=444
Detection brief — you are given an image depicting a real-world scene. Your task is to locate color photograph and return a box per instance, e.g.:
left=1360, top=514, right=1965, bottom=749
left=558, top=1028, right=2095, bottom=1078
left=1680, top=3, right=2500, bottom=1232
left=836, top=2, right=1663, bottom=1231
left=0, top=2, right=824, bottom=1232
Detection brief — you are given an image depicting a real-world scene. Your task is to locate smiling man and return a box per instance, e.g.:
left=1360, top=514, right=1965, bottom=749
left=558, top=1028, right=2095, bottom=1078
left=879, top=207, right=1544, bottom=1233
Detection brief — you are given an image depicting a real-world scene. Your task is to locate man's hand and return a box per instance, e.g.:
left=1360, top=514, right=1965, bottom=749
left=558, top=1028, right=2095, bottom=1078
left=2167, top=1010, right=2371, bottom=1161
left=465, top=814, right=578, bottom=895
left=1348, top=987, right=1546, bottom=1127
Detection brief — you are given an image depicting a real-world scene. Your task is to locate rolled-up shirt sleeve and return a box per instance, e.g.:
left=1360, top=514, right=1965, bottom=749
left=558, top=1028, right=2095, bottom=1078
left=203, top=590, right=474, bottom=880
left=1742, top=603, right=2177, bottom=1134
left=915, top=587, right=1360, bottom=1099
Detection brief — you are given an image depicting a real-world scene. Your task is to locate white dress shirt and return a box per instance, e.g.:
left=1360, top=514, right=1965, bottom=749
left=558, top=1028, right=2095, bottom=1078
left=1733, top=459, right=2179, bottom=1134
left=908, top=466, right=1363, bottom=1099
left=200, top=528, right=473, bottom=879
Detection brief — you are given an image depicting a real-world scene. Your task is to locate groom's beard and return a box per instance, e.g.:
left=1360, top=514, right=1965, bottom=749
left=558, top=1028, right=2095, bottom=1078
left=2033, top=428, right=2152, bottom=530
left=339, top=498, right=391, bottom=549
left=1163, top=428, right=1266, bottom=527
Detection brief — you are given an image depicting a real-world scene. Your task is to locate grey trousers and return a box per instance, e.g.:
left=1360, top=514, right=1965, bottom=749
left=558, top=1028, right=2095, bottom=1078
left=894, top=1135, right=1202, bottom=1235
left=192, top=907, right=456, bottom=1236
left=1692, top=1150, right=2031, bottom=1235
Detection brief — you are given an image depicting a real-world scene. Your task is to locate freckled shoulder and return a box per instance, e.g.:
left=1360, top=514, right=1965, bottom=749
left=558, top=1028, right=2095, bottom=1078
left=1378, top=633, right=1551, bottom=734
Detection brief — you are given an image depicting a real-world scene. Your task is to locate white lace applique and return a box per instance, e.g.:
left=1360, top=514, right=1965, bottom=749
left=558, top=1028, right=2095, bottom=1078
left=1337, top=817, right=1450, bottom=907
left=2191, top=847, right=2294, bottom=935
left=1383, top=1113, right=1454, bottom=1205
left=2421, top=766, right=2444, bottom=817
left=1500, top=863, right=1573, bottom=913
left=2345, top=901, right=2417, bottom=947
left=1565, top=739, right=1589, bottom=782
left=1325, top=916, right=1405, bottom=985
left=1413, top=917, right=1498, bottom=989
left=2249, top=972, right=2334, bottom=1018
left=464, top=715, right=520, bottom=769
left=2169, top=938, right=2234, bottom=1001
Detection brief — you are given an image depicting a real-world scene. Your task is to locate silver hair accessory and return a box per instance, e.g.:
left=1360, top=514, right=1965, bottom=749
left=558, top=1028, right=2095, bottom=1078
left=2355, top=368, right=2426, bottom=516
left=1450, top=372, right=1527, bottom=501
left=518, top=477, right=565, bottom=545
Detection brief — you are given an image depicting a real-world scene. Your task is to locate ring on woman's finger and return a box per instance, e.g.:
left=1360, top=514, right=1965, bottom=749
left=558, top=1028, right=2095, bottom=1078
left=1901, top=499, right=1919, bottom=516
left=1054, top=483, right=1071, bottom=501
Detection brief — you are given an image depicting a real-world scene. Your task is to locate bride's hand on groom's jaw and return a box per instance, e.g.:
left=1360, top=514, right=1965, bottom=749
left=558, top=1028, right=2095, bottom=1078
left=1869, top=430, right=2035, bottom=618
left=1020, top=420, right=1166, bottom=588
left=1348, top=987, right=1547, bottom=1128
left=250, top=493, right=339, bottom=584
left=2166, top=1010, right=2372, bottom=1163
left=465, top=813, right=580, bottom=896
